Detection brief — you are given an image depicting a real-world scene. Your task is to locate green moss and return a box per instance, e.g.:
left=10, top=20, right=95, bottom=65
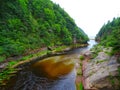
left=90, top=45, right=103, bottom=59
left=91, top=53, right=98, bottom=59
left=7, top=61, right=18, bottom=68
left=53, top=46, right=67, bottom=52
left=77, top=69, right=82, bottom=76
left=96, top=60, right=106, bottom=64
left=76, top=82, right=84, bottom=90
left=80, top=55, right=85, bottom=61
left=118, top=68, right=120, bottom=76
left=79, top=62, right=82, bottom=67
left=0, top=68, right=17, bottom=85
left=79, top=82, right=84, bottom=90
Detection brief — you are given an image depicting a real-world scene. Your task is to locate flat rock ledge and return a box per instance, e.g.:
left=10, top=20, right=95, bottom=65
left=83, top=50, right=120, bottom=90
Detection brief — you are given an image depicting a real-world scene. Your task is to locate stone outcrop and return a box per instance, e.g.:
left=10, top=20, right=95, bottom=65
left=83, top=48, right=120, bottom=90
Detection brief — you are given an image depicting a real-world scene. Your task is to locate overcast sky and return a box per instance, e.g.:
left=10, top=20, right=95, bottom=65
left=51, top=0, right=120, bottom=37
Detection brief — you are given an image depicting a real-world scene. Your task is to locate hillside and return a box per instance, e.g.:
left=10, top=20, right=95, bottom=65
left=95, top=17, right=120, bottom=54
left=0, top=0, right=89, bottom=61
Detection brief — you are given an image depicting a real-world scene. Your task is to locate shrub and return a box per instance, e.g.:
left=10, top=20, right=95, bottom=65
left=80, top=55, right=84, bottom=60
left=0, top=56, right=6, bottom=62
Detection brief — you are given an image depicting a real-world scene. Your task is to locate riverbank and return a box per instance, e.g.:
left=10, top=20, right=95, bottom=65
left=0, top=43, right=88, bottom=87
left=77, top=46, right=120, bottom=90
left=75, top=50, right=91, bottom=90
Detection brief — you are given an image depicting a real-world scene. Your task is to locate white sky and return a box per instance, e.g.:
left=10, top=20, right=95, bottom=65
left=51, top=0, right=120, bottom=37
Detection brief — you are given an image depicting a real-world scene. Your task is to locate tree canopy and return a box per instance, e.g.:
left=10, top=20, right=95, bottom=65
left=95, top=17, right=120, bottom=54
left=0, top=0, right=89, bottom=60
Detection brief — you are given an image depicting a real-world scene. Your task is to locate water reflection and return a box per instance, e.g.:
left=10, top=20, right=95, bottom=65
left=31, top=56, right=75, bottom=79
left=14, top=55, right=76, bottom=90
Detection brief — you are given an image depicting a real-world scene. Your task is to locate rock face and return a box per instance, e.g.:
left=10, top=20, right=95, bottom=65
left=83, top=48, right=120, bottom=90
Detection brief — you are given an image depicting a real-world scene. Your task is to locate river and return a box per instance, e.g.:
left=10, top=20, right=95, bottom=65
left=6, top=40, right=97, bottom=90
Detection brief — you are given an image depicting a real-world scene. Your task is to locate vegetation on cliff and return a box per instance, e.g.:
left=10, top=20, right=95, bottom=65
left=0, top=0, right=89, bottom=62
left=95, top=17, right=120, bottom=54
left=0, top=0, right=89, bottom=87
left=95, top=17, right=120, bottom=89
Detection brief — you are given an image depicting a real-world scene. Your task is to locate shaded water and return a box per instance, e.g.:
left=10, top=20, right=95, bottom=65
left=14, top=55, right=76, bottom=90
left=14, top=69, right=76, bottom=90
left=7, top=40, right=97, bottom=90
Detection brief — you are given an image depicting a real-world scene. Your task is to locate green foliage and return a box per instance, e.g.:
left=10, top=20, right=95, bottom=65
left=80, top=55, right=85, bottom=60
left=90, top=45, right=103, bottom=58
left=7, top=61, right=18, bottom=67
left=0, top=56, right=6, bottom=62
left=53, top=46, right=67, bottom=52
left=118, top=68, right=120, bottom=76
left=77, top=68, right=82, bottom=75
left=96, top=17, right=120, bottom=54
left=96, top=60, right=106, bottom=64
left=79, top=82, right=84, bottom=90
left=117, top=57, right=120, bottom=63
left=0, top=68, right=17, bottom=85
left=0, top=0, right=88, bottom=61
left=76, top=82, right=83, bottom=90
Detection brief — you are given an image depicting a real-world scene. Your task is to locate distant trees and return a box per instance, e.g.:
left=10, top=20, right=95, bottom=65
left=96, top=17, right=120, bottom=54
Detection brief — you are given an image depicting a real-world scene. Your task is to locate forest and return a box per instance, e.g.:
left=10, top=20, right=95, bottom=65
left=1, top=0, right=120, bottom=90
left=95, top=17, right=120, bottom=54
left=0, top=0, right=89, bottom=62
